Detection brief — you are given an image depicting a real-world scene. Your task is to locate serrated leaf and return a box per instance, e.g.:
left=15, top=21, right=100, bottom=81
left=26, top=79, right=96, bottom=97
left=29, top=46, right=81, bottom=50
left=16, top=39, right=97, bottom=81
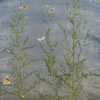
left=82, top=73, right=88, bottom=79
left=22, top=45, right=36, bottom=51
left=23, top=71, right=35, bottom=80
left=83, top=29, right=90, bottom=43
left=79, top=59, right=86, bottom=64
left=24, top=59, right=39, bottom=67
left=89, top=73, right=100, bottom=77
left=67, top=17, right=74, bottom=24
left=22, top=35, right=30, bottom=46
left=10, top=35, right=15, bottom=42
left=23, top=56, right=26, bottom=64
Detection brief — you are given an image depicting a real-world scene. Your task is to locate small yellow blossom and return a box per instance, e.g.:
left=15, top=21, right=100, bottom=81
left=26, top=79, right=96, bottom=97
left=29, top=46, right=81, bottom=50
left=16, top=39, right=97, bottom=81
left=3, top=76, right=11, bottom=85
left=23, top=4, right=29, bottom=9
left=21, top=95, right=24, bottom=99
left=18, top=4, right=29, bottom=10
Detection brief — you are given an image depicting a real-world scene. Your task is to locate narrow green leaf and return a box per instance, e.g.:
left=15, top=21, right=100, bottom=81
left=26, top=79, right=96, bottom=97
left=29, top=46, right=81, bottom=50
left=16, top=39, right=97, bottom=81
left=22, top=35, right=30, bottom=46
left=22, top=45, right=36, bottom=51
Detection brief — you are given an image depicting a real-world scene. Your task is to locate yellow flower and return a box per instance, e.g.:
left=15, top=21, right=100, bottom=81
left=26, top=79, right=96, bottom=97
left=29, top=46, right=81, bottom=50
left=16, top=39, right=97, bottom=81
left=3, top=76, right=11, bottom=85
left=18, top=4, right=29, bottom=10
left=23, top=4, right=29, bottom=9
left=21, top=95, right=24, bottom=99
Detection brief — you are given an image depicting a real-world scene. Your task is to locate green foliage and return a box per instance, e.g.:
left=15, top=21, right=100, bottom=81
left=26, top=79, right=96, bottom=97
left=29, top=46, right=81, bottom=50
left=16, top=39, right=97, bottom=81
left=37, top=8, right=62, bottom=100
left=57, top=0, right=91, bottom=100
left=0, top=8, right=40, bottom=100
left=0, top=1, right=99, bottom=100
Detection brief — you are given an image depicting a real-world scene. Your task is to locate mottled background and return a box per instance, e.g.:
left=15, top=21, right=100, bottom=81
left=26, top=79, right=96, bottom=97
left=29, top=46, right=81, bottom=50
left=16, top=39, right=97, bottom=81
left=0, top=0, right=100, bottom=99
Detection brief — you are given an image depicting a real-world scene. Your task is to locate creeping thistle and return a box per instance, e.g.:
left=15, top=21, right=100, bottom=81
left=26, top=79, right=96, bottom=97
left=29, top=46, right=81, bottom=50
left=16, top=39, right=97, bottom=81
left=36, top=6, right=63, bottom=100
left=0, top=5, right=40, bottom=100
left=57, top=0, right=91, bottom=100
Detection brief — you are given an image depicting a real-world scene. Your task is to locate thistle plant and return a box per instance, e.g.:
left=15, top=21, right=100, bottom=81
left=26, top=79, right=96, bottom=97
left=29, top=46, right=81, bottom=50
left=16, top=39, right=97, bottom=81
left=36, top=5, right=61, bottom=100
left=0, top=5, right=40, bottom=100
left=39, top=2, right=100, bottom=100
left=57, top=0, right=91, bottom=100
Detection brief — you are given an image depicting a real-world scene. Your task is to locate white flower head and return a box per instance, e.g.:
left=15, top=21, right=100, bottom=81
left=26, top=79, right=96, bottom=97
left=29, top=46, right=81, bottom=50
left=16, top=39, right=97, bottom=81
left=37, top=36, right=45, bottom=41
left=45, top=4, right=55, bottom=12
left=49, top=7, right=55, bottom=12
left=18, top=6, right=23, bottom=10
left=24, top=16, right=29, bottom=19
left=6, top=49, right=10, bottom=53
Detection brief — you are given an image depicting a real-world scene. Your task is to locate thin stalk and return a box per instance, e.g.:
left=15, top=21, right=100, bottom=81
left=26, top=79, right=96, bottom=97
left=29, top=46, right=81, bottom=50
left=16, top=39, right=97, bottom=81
left=72, top=12, right=76, bottom=100
left=18, top=52, right=23, bottom=100
left=16, top=22, right=23, bottom=100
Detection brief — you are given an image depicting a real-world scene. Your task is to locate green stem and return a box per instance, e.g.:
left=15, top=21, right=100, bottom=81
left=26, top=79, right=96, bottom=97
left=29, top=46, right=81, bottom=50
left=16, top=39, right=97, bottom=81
left=16, top=22, right=23, bottom=99
left=19, top=54, right=23, bottom=99
left=72, top=13, right=75, bottom=100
